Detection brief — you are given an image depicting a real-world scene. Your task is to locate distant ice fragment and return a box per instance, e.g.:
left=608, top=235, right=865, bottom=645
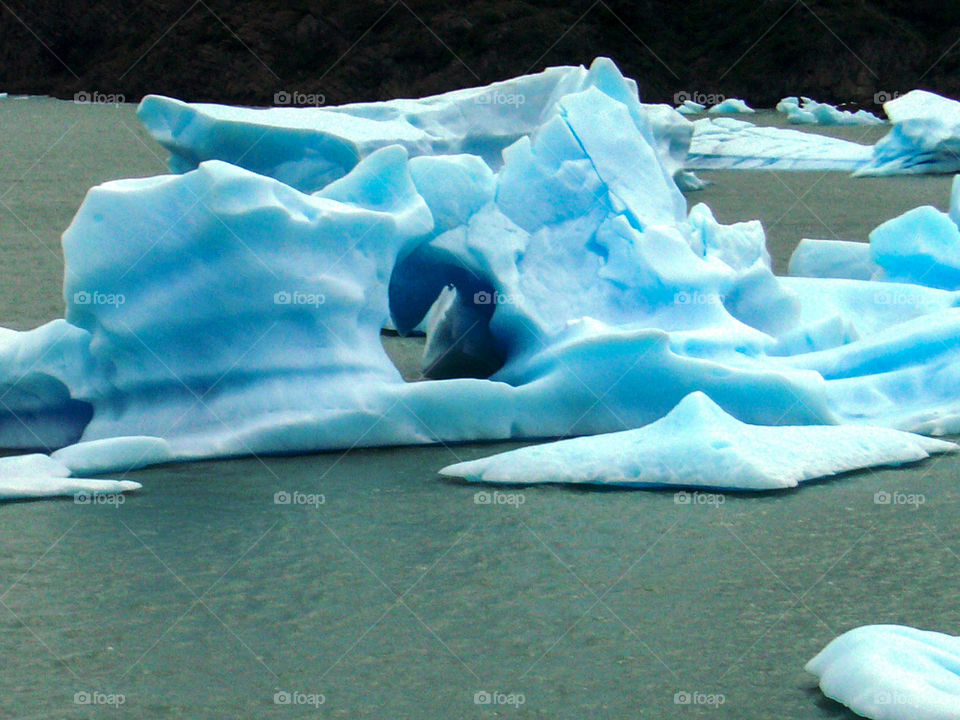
left=687, top=118, right=873, bottom=170
left=439, top=392, right=955, bottom=491
left=0, top=453, right=141, bottom=501
left=776, top=96, right=883, bottom=126
left=807, top=625, right=960, bottom=720
left=707, top=98, right=754, bottom=114
left=676, top=99, right=705, bottom=115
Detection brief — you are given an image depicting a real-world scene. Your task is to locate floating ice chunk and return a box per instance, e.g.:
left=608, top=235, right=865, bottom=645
left=708, top=98, right=754, bottom=114
left=869, top=205, right=960, bottom=290
left=52, top=436, right=174, bottom=475
left=776, top=96, right=883, bottom=126
left=858, top=90, right=960, bottom=176
left=439, top=392, right=955, bottom=490
left=0, top=453, right=140, bottom=501
left=788, top=239, right=877, bottom=280
left=676, top=99, right=705, bottom=115
left=688, top=118, right=873, bottom=170
left=807, top=625, right=960, bottom=720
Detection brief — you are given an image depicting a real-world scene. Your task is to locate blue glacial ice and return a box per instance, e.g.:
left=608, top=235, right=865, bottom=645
left=858, top=90, right=960, bottom=176
left=789, top=176, right=960, bottom=290
left=6, top=57, right=960, bottom=500
left=807, top=625, right=960, bottom=720
left=707, top=98, right=754, bottom=114
left=687, top=117, right=873, bottom=170
left=776, top=96, right=883, bottom=126
left=676, top=99, right=705, bottom=115
left=0, top=453, right=140, bottom=501
left=439, top=392, right=955, bottom=491
left=137, top=60, right=697, bottom=195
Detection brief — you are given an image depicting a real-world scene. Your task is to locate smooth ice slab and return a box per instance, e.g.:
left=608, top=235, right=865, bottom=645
left=439, top=392, right=955, bottom=491
left=776, top=96, right=883, bottom=126
left=807, top=625, right=960, bottom=720
left=52, top=436, right=174, bottom=476
left=687, top=118, right=873, bottom=170
left=708, top=98, right=754, bottom=114
left=0, top=453, right=140, bottom=501
left=676, top=99, right=705, bottom=115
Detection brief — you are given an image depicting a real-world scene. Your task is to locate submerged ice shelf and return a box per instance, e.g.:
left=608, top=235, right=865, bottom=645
left=440, top=392, right=956, bottom=491
left=807, top=625, right=960, bottom=720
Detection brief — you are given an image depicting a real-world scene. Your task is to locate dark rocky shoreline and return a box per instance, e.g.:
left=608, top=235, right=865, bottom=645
left=1, top=0, right=958, bottom=109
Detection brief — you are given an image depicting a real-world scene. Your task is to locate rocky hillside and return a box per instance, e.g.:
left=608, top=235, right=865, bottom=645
left=1, top=0, right=958, bottom=108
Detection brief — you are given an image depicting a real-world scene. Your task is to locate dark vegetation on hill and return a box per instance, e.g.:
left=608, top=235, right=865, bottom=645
left=2, top=0, right=959, bottom=109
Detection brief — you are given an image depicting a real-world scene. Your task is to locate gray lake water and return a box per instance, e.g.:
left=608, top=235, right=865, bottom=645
left=2, top=99, right=959, bottom=719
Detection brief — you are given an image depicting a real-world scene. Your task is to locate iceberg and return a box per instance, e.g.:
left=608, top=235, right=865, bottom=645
left=676, top=99, right=705, bottom=115
left=5, top=56, right=960, bottom=499
left=687, top=117, right=873, bottom=170
left=137, top=61, right=697, bottom=194
left=807, top=625, right=960, bottom=720
left=439, top=392, right=956, bottom=491
left=776, top=96, right=883, bottom=126
left=707, top=98, right=754, bottom=114
left=789, top=177, right=960, bottom=290
left=858, top=90, right=960, bottom=176
left=0, top=453, right=140, bottom=501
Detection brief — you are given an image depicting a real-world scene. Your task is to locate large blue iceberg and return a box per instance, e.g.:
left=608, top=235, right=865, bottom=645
left=5, top=58, right=960, bottom=499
